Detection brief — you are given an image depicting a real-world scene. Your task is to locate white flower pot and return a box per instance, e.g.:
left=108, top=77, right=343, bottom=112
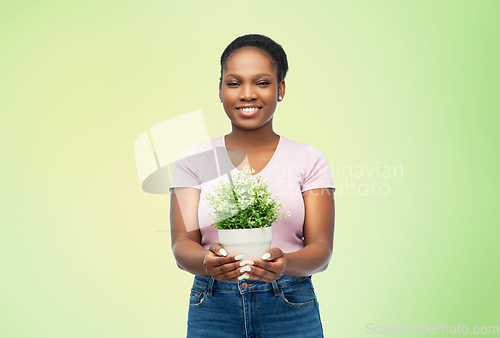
left=218, top=227, right=273, bottom=260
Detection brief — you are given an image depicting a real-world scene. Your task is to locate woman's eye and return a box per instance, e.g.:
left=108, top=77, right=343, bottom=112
left=227, top=82, right=269, bottom=86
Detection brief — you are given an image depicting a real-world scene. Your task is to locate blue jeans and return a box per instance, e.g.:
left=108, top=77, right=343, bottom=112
left=187, top=273, right=324, bottom=338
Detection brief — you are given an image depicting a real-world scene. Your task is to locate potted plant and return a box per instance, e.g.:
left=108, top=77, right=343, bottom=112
left=203, top=165, right=291, bottom=260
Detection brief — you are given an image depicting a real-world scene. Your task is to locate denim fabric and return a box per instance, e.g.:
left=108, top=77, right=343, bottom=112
left=186, top=274, right=324, bottom=338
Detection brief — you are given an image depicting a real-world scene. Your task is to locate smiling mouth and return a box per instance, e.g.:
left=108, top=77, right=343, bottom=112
left=237, top=107, right=261, bottom=113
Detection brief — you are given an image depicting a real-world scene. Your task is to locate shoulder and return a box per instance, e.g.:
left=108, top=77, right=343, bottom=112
left=282, top=137, right=334, bottom=192
left=178, top=135, right=223, bottom=159
left=280, top=136, right=327, bottom=161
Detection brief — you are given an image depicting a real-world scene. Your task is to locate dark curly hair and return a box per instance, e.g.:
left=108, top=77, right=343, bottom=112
left=220, top=34, right=289, bottom=84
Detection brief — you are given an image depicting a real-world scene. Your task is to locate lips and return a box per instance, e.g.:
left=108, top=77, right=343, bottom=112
left=236, top=106, right=261, bottom=117
left=236, top=105, right=262, bottom=110
left=237, top=107, right=261, bottom=112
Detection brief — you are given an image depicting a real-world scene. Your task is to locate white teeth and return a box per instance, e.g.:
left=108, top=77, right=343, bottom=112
left=240, top=107, right=259, bottom=112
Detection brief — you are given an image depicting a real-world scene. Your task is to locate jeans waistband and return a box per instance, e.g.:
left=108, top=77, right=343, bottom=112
left=193, top=274, right=312, bottom=298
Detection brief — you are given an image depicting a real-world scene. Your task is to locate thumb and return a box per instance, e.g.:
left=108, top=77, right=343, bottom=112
left=261, top=248, right=283, bottom=261
left=209, top=242, right=228, bottom=257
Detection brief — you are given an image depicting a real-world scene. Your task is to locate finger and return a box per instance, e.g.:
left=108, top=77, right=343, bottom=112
left=207, top=255, right=247, bottom=280
left=216, top=261, right=255, bottom=282
left=214, top=264, right=251, bottom=282
left=241, top=266, right=277, bottom=283
left=208, top=242, right=228, bottom=257
left=246, top=257, right=285, bottom=282
left=205, top=244, right=230, bottom=271
left=215, top=253, right=246, bottom=268
left=226, top=260, right=255, bottom=281
left=260, top=248, right=283, bottom=262
left=239, top=265, right=252, bottom=275
left=213, top=255, right=246, bottom=271
left=238, top=260, right=255, bottom=268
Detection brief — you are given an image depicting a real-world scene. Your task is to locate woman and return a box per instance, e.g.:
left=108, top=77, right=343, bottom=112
left=169, top=34, right=335, bottom=338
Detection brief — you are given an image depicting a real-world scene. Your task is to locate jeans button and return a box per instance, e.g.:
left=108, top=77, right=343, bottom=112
left=241, top=282, right=247, bottom=289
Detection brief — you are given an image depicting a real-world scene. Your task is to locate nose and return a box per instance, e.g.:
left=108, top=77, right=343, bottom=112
left=239, top=83, right=257, bottom=101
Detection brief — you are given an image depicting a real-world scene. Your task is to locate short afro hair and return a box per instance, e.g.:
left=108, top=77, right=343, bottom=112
left=220, top=34, right=288, bottom=84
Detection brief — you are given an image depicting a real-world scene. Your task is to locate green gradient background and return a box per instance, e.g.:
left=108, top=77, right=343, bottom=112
left=1, top=1, right=498, bottom=337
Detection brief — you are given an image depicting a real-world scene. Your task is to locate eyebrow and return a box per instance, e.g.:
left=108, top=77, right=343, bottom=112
left=225, top=73, right=272, bottom=78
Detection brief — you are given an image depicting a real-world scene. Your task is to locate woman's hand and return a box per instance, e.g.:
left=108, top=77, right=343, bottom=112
left=238, top=247, right=288, bottom=283
left=203, top=242, right=246, bottom=282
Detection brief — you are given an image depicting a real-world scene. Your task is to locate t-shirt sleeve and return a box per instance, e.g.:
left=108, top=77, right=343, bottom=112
left=301, top=144, right=335, bottom=193
left=168, top=145, right=202, bottom=194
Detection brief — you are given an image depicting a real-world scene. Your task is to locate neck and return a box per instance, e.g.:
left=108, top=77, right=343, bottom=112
left=226, top=122, right=279, bottom=151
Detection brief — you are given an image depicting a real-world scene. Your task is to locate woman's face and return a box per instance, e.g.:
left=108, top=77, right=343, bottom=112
left=219, top=47, right=285, bottom=131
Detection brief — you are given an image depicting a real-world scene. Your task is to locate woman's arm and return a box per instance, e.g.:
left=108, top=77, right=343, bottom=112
left=282, top=188, right=335, bottom=276
left=170, top=187, right=210, bottom=276
left=170, top=187, right=247, bottom=279
left=242, top=188, right=335, bottom=281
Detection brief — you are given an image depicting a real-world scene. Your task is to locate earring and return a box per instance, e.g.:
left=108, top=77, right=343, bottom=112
left=220, top=99, right=222, bottom=103
left=279, top=96, right=282, bottom=101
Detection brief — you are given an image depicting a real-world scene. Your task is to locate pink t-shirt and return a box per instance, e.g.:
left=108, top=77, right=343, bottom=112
left=168, top=135, right=335, bottom=253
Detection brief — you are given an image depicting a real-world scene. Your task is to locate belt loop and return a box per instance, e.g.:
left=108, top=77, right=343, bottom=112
left=207, top=276, right=214, bottom=297
left=272, top=280, right=279, bottom=297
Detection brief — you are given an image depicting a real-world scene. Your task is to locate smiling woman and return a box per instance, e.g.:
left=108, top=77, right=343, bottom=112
left=220, top=46, right=284, bottom=131
left=169, top=34, right=335, bottom=338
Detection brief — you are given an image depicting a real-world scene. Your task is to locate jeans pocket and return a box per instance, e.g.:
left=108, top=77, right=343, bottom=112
left=279, top=278, right=316, bottom=307
left=189, top=286, right=207, bottom=308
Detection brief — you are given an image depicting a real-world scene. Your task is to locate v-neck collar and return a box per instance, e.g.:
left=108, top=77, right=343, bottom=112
left=221, top=135, right=283, bottom=176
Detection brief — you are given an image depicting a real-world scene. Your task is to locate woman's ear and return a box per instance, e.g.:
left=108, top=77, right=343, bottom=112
left=278, top=80, right=286, bottom=100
